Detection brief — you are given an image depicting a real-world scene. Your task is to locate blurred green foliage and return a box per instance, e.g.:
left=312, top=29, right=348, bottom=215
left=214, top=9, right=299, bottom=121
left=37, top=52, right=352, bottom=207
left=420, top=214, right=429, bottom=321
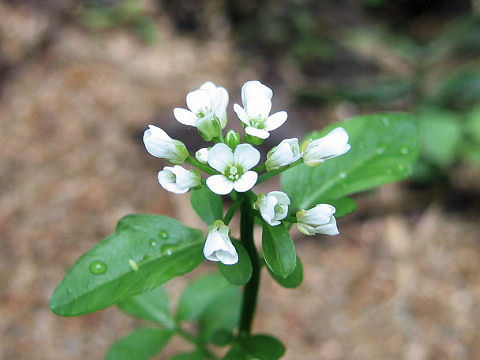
left=80, top=0, right=158, bottom=43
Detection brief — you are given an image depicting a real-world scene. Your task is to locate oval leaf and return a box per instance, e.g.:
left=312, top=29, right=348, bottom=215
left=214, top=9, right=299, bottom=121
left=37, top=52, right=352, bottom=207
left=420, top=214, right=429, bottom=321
left=268, top=255, right=303, bottom=288
left=105, top=328, right=173, bottom=360
left=191, top=186, right=224, bottom=225
left=50, top=214, right=205, bottom=316
left=240, top=334, right=286, bottom=360
left=176, top=273, right=231, bottom=321
left=218, top=241, right=252, bottom=285
left=262, top=224, right=296, bottom=278
left=117, top=286, right=174, bottom=328
left=282, top=113, right=418, bottom=212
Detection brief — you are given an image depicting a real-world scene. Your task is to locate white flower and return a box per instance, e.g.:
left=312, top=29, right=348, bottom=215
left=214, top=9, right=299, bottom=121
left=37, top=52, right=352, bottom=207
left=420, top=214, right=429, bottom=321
left=206, top=143, right=260, bottom=195
left=254, top=191, right=290, bottom=226
left=173, top=81, right=229, bottom=140
left=233, top=80, right=287, bottom=139
left=195, top=148, right=209, bottom=164
left=203, top=220, right=238, bottom=265
left=143, top=125, right=189, bottom=165
left=265, top=138, right=302, bottom=171
left=296, top=204, right=339, bottom=236
left=158, top=165, right=201, bottom=194
left=302, top=127, right=351, bottom=166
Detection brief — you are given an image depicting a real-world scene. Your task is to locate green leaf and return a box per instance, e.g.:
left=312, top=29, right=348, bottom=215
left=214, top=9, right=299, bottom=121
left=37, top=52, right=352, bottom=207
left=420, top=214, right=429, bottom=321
left=117, top=286, right=174, bottom=328
left=268, top=256, right=303, bottom=288
left=191, top=186, right=224, bottom=225
left=170, top=352, right=204, bottom=360
left=466, top=107, right=480, bottom=143
left=418, top=108, right=462, bottom=167
left=240, top=334, right=286, bottom=360
left=199, top=286, right=241, bottom=344
left=223, top=343, right=248, bottom=360
left=282, top=113, right=418, bottom=212
left=176, top=273, right=231, bottom=321
left=262, top=224, right=296, bottom=278
left=105, top=328, right=173, bottom=360
left=328, top=197, right=357, bottom=218
left=50, top=214, right=205, bottom=316
left=218, top=241, right=252, bottom=285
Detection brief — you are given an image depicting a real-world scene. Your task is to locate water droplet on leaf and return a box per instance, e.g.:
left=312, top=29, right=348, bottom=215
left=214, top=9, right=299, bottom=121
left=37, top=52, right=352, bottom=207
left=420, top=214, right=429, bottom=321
left=382, top=117, right=390, bottom=126
left=89, top=261, right=107, bottom=275
left=149, top=239, right=157, bottom=247
left=376, top=147, right=385, bottom=155
left=129, top=259, right=139, bottom=271
left=339, top=172, right=347, bottom=179
left=159, top=231, right=169, bottom=240
left=401, top=147, right=409, bottom=154
left=161, top=244, right=177, bottom=256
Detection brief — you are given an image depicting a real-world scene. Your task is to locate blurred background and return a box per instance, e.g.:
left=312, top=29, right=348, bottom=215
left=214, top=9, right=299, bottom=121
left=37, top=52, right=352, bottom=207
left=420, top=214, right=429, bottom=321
left=1, top=0, right=480, bottom=359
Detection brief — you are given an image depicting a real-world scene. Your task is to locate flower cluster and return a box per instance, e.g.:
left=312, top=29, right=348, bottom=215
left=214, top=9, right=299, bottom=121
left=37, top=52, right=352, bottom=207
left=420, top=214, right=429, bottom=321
left=143, top=81, right=351, bottom=265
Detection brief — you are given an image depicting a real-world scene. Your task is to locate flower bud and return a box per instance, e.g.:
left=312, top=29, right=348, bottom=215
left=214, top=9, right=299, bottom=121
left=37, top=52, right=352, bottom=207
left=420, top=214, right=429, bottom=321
left=296, top=204, right=339, bottom=236
left=225, top=130, right=242, bottom=149
left=157, top=166, right=201, bottom=194
left=302, top=127, right=351, bottom=167
left=143, top=125, right=189, bottom=165
left=203, top=220, right=238, bottom=265
left=195, top=148, right=209, bottom=164
left=254, top=191, right=290, bottom=226
left=197, top=114, right=222, bottom=141
left=265, top=138, right=302, bottom=171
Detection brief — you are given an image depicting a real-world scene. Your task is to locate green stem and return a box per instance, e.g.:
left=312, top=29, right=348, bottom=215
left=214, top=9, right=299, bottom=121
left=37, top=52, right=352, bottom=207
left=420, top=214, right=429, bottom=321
left=257, top=159, right=303, bottom=185
left=186, top=156, right=217, bottom=175
left=176, top=327, right=218, bottom=360
left=223, top=195, right=241, bottom=225
left=239, top=193, right=260, bottom=335
left=253, top=163, right=266, bottom=173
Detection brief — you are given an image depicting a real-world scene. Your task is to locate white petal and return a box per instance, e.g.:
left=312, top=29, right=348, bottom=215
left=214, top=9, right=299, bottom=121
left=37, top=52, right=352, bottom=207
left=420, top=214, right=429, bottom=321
left=261, top=195, right=278, bottom=225
left=199, top=81, right=217, bottom=98
left=302, top=204, right=336, bottom=225
left=207, top=143, right=233, bottom=172
left=203, top=230, right=224, bottom=261
left=233, top=171, right=258, bottom=192
left=206, top=175, right=234, bottom=195
left=233, top=144, right=260, bottom=170
left=143, top=125, right=175, bottom=158
left=241, top=80, right=273, bottom=106
left=233, top=104, right=250, bottom=125
left=158, top=169, right=188, bottom=194
left=313, top=216, right=339, bottom=236
left=245, top=97, right=272, bottom=119
left=173, top=108, right=197, bottom=126
left=214, top=87, right=229, bottom=117
left=186, top=89, right=211, bottom=113
left=215, top=250, right=238, bottom=265
left=172, top=165, right=197, bottom=188
left=245, top=126, right=270, bottom=139
left=296, top=222, right=315, bottom=236
left=265, top=111, right=287, bottom=131
left=269, top=191, right=290, bottom=205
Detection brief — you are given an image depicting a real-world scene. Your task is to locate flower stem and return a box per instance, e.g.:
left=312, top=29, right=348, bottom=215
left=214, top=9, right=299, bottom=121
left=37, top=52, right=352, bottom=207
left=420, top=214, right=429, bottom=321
left=176, top=327, right=218, bottom=360
left=256, top=159, right=303, bottom=185
left=186, top=156, right=217, bottom=175
left=239, top=193, right=260, bottom=335
left=223, top=195, right=241, bottom=225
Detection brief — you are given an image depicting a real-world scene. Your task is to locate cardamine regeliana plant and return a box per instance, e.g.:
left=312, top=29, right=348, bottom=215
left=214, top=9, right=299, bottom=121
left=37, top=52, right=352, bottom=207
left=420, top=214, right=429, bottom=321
left=50, top=80, right=419, bottom=359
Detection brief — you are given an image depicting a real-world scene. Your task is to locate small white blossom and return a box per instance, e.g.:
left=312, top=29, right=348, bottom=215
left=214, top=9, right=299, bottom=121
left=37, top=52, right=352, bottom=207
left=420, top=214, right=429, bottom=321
left=265, top=138, right=302, bottom=171
left=206, top=143, right=260, bottom=195
left=254, top=191, right=290, bottom=226
left=195, top=148, right=209, bottom=164
left=173, top=82, right=229, bottom=140
left=302, top=127, right=351, bottom=166
left=203, top=220, right=238, bottom=265
left=158, top=165, right=201, bottom=194
left=143, top=125, right=189, bottom=165
left=233, top=80, right=287, bottom=140
left=296, top=204, right=339, bottom=236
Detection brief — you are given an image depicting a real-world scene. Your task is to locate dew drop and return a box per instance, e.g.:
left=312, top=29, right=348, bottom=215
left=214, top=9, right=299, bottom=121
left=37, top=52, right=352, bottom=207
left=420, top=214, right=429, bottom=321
left=159, top=231, right=169, bottom=240
left=67, top=288, right=72, bottom=294
left=382, top=117, right=390, bottom=126
left=161, top=244, right=178, bottom=256
left=376, top=147, right=385, bottom=155
left=400, top=147, right=409, bottom=154
left=149, top=239, right=157, bottom=247
left=89, top=261, right=107, bottom=275
left=129, top=259, right=139, bottom=271
left=339, top=172, right=347, bottom=179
